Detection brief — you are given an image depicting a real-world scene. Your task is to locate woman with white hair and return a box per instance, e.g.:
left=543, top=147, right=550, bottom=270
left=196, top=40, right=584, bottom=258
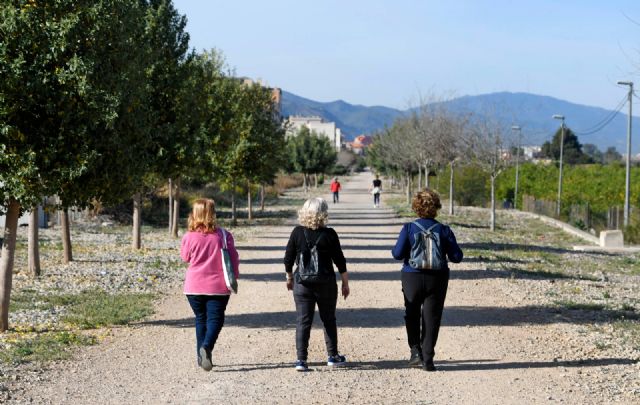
left=283, top=197, right=350, bottom=371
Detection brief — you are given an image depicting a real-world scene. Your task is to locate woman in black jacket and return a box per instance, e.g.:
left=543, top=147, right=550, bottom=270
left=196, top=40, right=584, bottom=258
left=284, top=197, right=350, bottom=371
left=392, top=189, right=463, bottom=371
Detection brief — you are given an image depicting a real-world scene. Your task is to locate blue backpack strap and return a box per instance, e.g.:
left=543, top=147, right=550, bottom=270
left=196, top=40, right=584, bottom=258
left=412, top=220, right=439, bottom=233
left=425, top=223, right=440, bottom=233
left=412, top=221, right=428, bottom=232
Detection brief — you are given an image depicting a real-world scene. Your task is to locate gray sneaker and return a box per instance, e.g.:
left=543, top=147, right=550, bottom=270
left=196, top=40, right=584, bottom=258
left=199, top=347, right=213, bottom=371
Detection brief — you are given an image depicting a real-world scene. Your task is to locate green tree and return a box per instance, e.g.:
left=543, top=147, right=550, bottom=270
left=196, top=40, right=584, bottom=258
left=287, top=127, right=337, bottom=192
left=583, top=143, right=603, bottom=164
left=603, top=146, right=622, bottom=165
left=130, top=0, right=194, bottom=246
left=0, top=0, right=148, bottom=331
left=541, top=127, right=592, bottom=164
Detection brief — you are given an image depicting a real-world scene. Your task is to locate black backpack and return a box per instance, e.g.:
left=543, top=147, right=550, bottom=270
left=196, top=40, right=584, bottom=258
left=408, top=221, right=446, bottom=270
left=295, top=229, right=333, bottom=284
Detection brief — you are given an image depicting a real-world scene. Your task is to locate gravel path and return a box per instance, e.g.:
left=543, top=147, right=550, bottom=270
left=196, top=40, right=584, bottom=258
left=11, top=172, right=640, bottom=404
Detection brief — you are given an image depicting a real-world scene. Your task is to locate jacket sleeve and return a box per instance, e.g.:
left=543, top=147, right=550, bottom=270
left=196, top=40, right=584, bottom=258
left=283, top=227, right=298, bottom=273
left=442, top=226, right=463, bottom=263
left=180, top=234, right=191, bottom=263
left=226, top=230, right=240, bottom=277
left=329, top=228, right=347, bottom=273
left=392, top=223, right=410, bottom=260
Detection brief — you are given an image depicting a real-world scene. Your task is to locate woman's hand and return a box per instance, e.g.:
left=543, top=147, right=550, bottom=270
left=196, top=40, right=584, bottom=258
left=339, top=272, right=350, bottom=299
left=341, top=282, right=350, bottom=299
left=286, top=273, right=293, bottom=290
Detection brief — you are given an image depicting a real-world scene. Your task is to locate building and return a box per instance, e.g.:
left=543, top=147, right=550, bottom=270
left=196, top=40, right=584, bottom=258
left=346, top=134, right=373, bottom=155
left=286, top=116, right=342, bottom=151
left=242, top=77, right=282, bottom=119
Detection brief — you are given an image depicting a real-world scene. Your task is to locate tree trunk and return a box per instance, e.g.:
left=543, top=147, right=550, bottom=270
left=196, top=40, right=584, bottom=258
left=260, top=184, right=265, bottom=212
left=314, top=173, right=318, bottom=188
left=132, top=193, right=142, bottom=250
left=61, top=209, right=73, bottom=263
left=231, top=181, right=237, bottom=227
left=417, top=165, right=422, bottom=191
left=425, top=165, right=429, bottom=188
left=302, top=174, right=308, bottom=193
left=449, top=161, right=455, bottom=216
left=168, top=178, right=173, bottom=235
left=28, top=207, right=41, bottom=277
left=406, top=170, right=411, bottom=205
left=247, top=181, right=253, bottom=221
left=0, top=198, right=20, bottom=331
left=171, top=177, right=180, bottom=238
left=425, top=165, right=430, bottom=189
left=490, top=175, right=496, bottom=231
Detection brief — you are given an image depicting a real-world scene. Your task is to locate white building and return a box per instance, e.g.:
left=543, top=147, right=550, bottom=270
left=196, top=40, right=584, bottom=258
left=287, top=116, right=342, bottom=151
left=522, top=145, right=542, bottom=159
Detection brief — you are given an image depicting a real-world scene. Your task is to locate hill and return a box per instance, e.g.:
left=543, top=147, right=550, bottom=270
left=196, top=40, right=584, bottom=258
left=281, top=91, right=640, bottom=153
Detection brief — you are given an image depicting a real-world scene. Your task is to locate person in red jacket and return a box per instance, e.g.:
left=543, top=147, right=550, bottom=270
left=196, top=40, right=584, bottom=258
left=330, top=177, right=341, bottom=203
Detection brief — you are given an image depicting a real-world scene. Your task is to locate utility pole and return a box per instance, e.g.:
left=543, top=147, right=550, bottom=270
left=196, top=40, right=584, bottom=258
left=553, top=115, right=565, bottom=217
left=511, top=125, right=521, bottom=209
left=618, top=81, right=633, bottom=228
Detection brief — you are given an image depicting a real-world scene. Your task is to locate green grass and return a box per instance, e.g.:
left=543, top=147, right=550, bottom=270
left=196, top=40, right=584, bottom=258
left=0, top=331, right=96, bottom=364
left=554, top=300, right=606, bottom=311
left=511, top=268, right=572, bottom=280
left=61, top=290, right=156, bottom=329
left=10, top=289, right=156, bottom=329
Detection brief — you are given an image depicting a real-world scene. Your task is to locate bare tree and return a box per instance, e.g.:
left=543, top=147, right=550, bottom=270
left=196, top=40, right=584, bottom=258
left=469, top=114, right=510, bottom=231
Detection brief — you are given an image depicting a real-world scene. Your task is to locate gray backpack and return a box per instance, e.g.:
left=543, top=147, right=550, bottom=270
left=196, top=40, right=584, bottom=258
left=408, top=221, right=446, bottom=270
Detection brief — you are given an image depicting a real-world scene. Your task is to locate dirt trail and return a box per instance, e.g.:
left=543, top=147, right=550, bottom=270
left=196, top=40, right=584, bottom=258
left=22, top=172, right=637, bottom=404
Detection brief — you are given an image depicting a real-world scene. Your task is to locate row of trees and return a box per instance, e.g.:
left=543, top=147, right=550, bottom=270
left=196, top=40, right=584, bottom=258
left=367, top=97, right=633, bottom=232
left=367, top=100, right=510, bottom=230
left=0, top=0, right=285, bottom=330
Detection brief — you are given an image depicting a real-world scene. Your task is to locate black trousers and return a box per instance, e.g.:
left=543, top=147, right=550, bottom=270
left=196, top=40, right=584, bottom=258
left=293, top=281, right=339, bottom=361
left=401, top=270, right=449, bottom=361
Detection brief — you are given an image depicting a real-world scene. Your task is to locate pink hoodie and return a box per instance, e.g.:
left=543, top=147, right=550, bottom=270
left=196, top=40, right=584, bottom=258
left=180, top=228, right=239, bottom=295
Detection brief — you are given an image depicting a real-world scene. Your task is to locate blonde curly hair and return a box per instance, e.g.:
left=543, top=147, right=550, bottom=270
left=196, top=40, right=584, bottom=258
left=188, top=198, right=217, bottom=233
left=412, top=188, right=442, bottom=219
left=298, top=197, right=329, bottom=229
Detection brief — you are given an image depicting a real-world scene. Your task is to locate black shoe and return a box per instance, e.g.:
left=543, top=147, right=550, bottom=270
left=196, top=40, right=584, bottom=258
left=422, top=360, right=436, bottom=372
left=199, top=346, right=213, bottom=371
left=408, top=346, right=422, bottom=366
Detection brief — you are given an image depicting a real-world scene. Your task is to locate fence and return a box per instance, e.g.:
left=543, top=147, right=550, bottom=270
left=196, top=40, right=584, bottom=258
left=522, top=194, right=637, bottom=234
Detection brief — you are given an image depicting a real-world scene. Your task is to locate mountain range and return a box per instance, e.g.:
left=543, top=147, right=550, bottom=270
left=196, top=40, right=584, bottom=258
left=281, top=90, right=640, bottom=154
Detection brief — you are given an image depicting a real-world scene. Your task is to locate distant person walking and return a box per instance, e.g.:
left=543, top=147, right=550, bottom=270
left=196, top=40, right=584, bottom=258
left=284, top=197, right=350, bottom=371
left=330, top=177, right=342, bottom=203
left=391, top=189, right=463, bottom=371
left=180, top=198, right=239, bottom=372
left=369, top=174, right=382, bottom=208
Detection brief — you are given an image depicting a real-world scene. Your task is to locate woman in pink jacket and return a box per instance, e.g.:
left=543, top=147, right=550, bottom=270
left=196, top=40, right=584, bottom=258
left=180, top=198, right=239, bottom=371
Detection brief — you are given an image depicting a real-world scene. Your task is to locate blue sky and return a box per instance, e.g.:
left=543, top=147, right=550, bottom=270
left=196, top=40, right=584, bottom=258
left=174, top=0, right=640, bottom=111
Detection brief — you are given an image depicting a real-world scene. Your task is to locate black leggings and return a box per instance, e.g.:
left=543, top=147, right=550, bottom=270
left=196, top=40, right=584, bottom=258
left=401, top=271, right=449, bottom=361
left=293, top=281, right=338, bottom=361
